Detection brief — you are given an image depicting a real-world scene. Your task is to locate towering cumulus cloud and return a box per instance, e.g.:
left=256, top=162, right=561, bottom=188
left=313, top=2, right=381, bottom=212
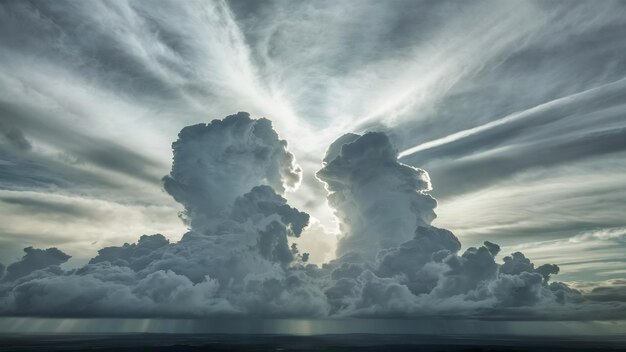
left=317, top=132, right=437, bottom=258
left=0, top=113, right=324, bottom=317
left=0, top=114, right=624, bottom=319
left=316, top=133, right=598, bottom=318
left=163, top=112, right=302, bottom=231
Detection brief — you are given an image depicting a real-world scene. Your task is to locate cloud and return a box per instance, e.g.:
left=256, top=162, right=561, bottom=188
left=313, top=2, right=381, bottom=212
left=0, top=147, right=69, bottom=190
left=435, top=169, right=626, bottom=282
left=1, top=0, right=625, bottom=281
left=1, top=247, right=70, bottom=283
left=0, top=103, right=166, bottom=185
left=316, top=132, right=436, bottom=258
left=312, top=132, right=623, bottom=319
left=0, top=195, right=95, bottom=219
left=400, top=77, right=626, bottom=199
left=0, top=113, right=321, bottom=318
left=0, top=123, right=31, bottom=151
left=0, top=114, right=625, bottom=320
left=312, top=132, right=624, bottom=320
left=0, top=189, right=186, bottom=268
left=162, top=112, right=302, bottom=231
left=586, top=283, right=626, bottom=302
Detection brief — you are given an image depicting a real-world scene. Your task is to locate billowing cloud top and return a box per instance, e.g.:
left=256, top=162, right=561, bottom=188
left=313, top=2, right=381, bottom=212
left=317, top=132, right=436, bottom=258
left=163, top=112, right=302, bottom=230
left=0, top=114, right=624, bottom=320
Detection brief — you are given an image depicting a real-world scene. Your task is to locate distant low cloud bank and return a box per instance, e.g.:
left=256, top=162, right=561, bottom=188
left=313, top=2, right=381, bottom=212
left=0, top=113, right=624, bottom=319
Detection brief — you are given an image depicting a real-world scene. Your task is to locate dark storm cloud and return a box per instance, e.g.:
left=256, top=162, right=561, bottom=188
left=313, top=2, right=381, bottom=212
left=1, top=247, right=70, bottom=283
left=586, top=281, right=626, bottom=302
left=1, top=116, right=624, bottom=320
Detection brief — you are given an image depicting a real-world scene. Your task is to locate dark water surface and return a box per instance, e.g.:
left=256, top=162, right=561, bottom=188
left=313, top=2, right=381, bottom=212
left=0, top=318, right=625, bottom=351
left=0, top=317, right=625, bottom=335
left=1, top=333, right=626, bottom=352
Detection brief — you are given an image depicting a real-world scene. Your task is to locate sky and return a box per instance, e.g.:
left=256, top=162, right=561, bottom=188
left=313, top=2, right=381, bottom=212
left=0, top=0, right=625, bottom=322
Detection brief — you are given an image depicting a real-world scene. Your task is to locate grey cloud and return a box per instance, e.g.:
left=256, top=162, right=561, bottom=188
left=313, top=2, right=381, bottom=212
left=500, top=252, right=561, bottom=285
left=483, top=241, right=500, bottom=256
left=0, top=113, right=319, bottom=318
left=401, top=78, right=626, bottom=199
left=0, top=116, right=624, bottom=320
left=314, top=132, right=620, bottom=319
left=0, top=123, right=31, bottom=151
left=257, top=221, right=293, bottom=264
left=0, top=1, right=196, bottom=104
left=402, top=77, right=626, bottom=164
left=536, top=264, right=560, bottom=284
left=229, top=0, right=529, bottom=128
left=0, top=147, right=69, bottom=190
left=422, top=126, right=626, bottom=199
left=487, top=271, right=546, bottom=308
left=163, top=112, right=301, bottom=231
left=375, top=226, right=461, bottom=294
left=317, top=132, right=435, bottom=258
left=3, top=265, right=233, bottom=318
left=548, top=281, right=585, bottom=305
left=0, top=103, right=165, bottom=185
left=0, top=240, right=32, bottom=273
left=0, top=0, right=623, bottom=321
left=0, top=131, right=153, bottom=195
left=500, top=252, right=535, bottom=276
left=435, top=245, right=500, bottom=298
left=1, top=247, right=70, bottom=283
left=587, top=284, right=626, bottom=302
left=392, top=1, right=626, bottom=155
left=232, top=186, right=309, bottom=237
left=0, top=195, right=95, bottom=219
left=89, top=234, right=171, bottom=271
left=80, top=114, right=307, bottom=287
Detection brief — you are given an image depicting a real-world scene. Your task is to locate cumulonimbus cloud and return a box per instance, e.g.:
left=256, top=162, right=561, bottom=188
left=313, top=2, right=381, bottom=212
left=0, top=113, right=624, bottom=319
left=316, top=132, right=437, bottom=258
left=162, top=112, right=302, bottom=231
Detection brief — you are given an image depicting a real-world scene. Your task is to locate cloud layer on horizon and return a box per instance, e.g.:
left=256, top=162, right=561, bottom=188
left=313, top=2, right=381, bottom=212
left=0, top=114, right=624, bottom=320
